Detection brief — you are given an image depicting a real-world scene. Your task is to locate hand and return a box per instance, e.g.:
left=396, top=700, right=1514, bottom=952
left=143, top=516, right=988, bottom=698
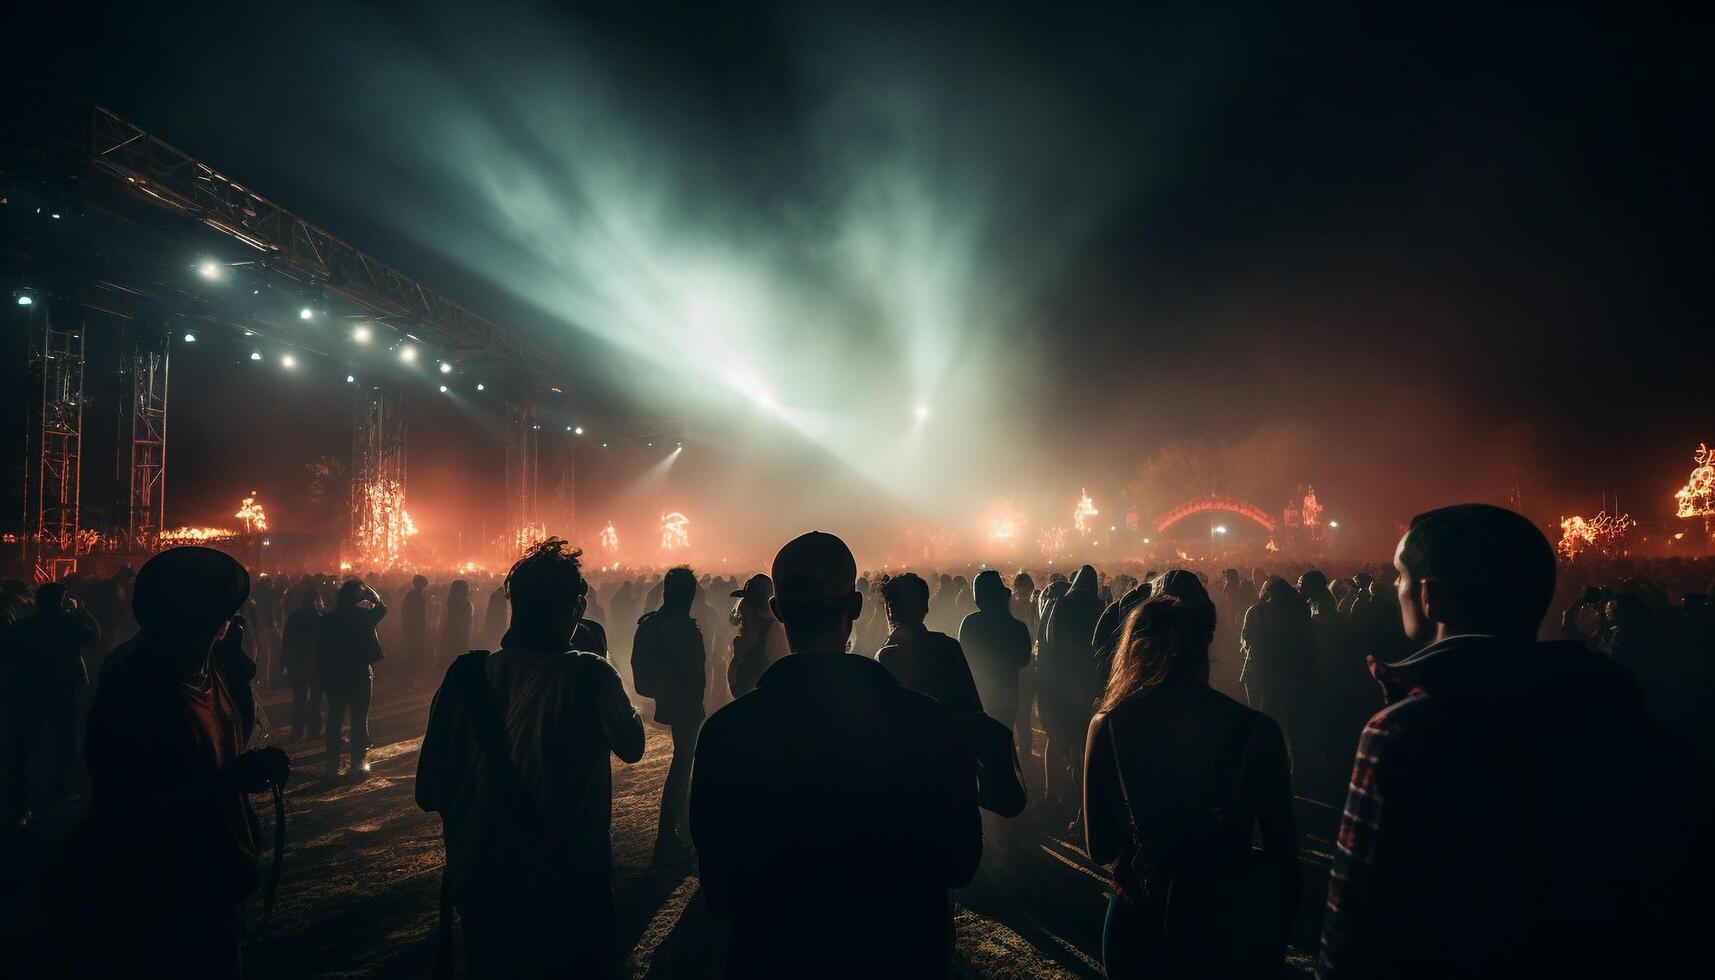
left=224, top=746, right=291, bottom=793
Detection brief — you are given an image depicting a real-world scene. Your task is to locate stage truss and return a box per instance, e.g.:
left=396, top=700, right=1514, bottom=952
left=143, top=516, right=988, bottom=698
left=350, top=384, right=410, bottom=568
left=124, top=322, right=171, bottom=551
left=22, top=300, right=85, bottom=582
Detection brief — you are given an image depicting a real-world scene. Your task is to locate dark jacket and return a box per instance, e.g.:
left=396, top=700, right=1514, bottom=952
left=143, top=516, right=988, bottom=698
left=957, top=607, right=1032, bottom=715
left=316, top=602, right=386, bottom=691
left=877, top=624, right=984, bottom=715
left=1039, top=566, right=1103, bottom=722
left=416, top=643, right=644, bottom=911
left=1319, top=635, right=1711, bottom=979
left=690, top=653, right=982, bottom=978
left=67, top=634, right=261, bottom=922
left=633, top=608, right=706, bottom=727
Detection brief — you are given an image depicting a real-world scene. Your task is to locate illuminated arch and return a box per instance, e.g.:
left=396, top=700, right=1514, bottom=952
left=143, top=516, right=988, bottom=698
left=1153, top=494, right=1277, bottom=535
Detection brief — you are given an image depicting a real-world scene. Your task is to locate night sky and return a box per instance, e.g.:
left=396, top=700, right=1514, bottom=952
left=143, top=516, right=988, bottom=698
left=7, top=1, right=1711, bottom=560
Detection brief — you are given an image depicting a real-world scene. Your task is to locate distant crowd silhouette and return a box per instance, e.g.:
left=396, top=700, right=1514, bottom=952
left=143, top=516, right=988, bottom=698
left=2, top=504, right=1712, bottom=978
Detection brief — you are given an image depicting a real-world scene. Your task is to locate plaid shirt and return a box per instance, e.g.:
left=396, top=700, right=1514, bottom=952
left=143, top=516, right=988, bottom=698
left=1316, top=692, right=1428, bottom=979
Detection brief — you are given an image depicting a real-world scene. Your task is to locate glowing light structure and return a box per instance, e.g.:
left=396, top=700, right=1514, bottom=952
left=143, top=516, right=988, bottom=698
left=1301, top=486, right=1324, bottom=529
left=1038, top=525, right=1067, bottom=556
left=1557, top=511, right=1635, bottom=562
left=660, top=512, right=690, bottom=552
left=1154, top=494, right=1278, bottom=536
left=1073, top=489, right=1099, bottom=534
left=354, top=479, right=417, bottom=568
left=600, top=522, right=620, bottom=554
left=983, top=501, right=1024, bottom=547
left=160, top=526, right=238, bottom=546
left=234, top=491, right=269, bottom=533
left=1675, top=443, right=1715, bottom=520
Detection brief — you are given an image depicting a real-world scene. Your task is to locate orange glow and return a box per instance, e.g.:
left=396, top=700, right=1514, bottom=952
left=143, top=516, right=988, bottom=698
left=982, top=501, right=1025, bottom=546
left=160, top=526, right=238, bottom=546
left=235, top=491, right=269, bottom=533
left=660, top=511, right=691, bottom=551
left=1073, top=489, right=1099, bottom=535
left=1557, top=511, right=1635, bottom=562
left=599, top=522, right=620, bottom=554
left=1675, top=443, right=1715, bottom=519
left=1301, top=486, right=1324, bottom=528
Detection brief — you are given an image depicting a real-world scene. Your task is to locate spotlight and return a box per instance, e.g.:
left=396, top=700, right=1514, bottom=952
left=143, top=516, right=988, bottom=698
left=1329, top=521, right=1340, bottom=529
left=299, top=307, right=314, bottom=320
left=438, top=361, right=452, bottom=375
left=573, top=426, right=583, bottom=436
left=281, top=354, right=297, bottom=369
left=15, top=293, right=33, bottom=307
left=647, top=442, right=653, bottom=448
left=676, top=442, right=683, bottom=448
left=439, top=384, right=449, bottom=393
left=183, top=332, right=197, bottom=343
left=913, top=404, right=930, bottom=422
left=475, top=383, right=485, bottom=391
left=565, top=425, right=573, bottom=432
left=398, top=345, right=417, bottom=363
left=601, top=442, right=609, bottom=448
left=50, top=213, right=61, bottom=220
left=346, top=375, right=356, bottom=384
left=197, top=260, right=225, bottom=281
left=249, top=351, right=263, bottom=361
left=1143, top=537, right=1152, bottom=545
left=352, top=324, right=373, bottom=344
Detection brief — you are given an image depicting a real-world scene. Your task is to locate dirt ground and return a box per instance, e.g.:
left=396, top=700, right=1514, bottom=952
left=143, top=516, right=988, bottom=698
left=4, top=684, right=1332, bottom=978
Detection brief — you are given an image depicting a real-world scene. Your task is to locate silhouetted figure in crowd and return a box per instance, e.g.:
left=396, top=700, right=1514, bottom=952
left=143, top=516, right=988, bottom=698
left=60, top=547, right=289, bottom=976
left=440, top=579, right=474, bottom=667
left=727, top=573, right=788, bottom=698
left=1086, top=595, right=1298, bottom=978
left=691, top=532, right=981, bottom=978
left=877, top=572, right=983, bottom=713
left=318, top=580, right=387, bottom=779
left=1039, top=564, right=1103, bottom=823
left=958, top=570, right=1032, bottom=730
left=418, top=538, right=644, bottom=978
left=402, top=575, right=430, bottom=683
left=1239, top=578, right=1318, bottom=767
left=482, top=583, right=507, bottom=649
left=282, top=588, right=324, bottom=742
left=1319, top=504, right=1709, bottom=979
left=631, top=566, right=707, bottom=868
left=1094, top=576, right=1152, bottom=681
left=4, top=583, right=97, bottom=826
left=573, top=614, right=609, bottom=658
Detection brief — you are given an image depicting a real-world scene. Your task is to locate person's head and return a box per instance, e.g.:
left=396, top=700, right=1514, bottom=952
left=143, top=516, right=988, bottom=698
left=972, top=569, right=1010, bottom=612
left=1151, top=569, right=1217, bottom=643
left=1604, top=593, right=1649, bottom=633
left=1013, top=572, right=1035, bottom=597
left=731, top=573, right=774, bottom=608
left=1298, top=570, right=1330, bottom=595
left=768, top=531, right=861, bottom=655
left=662, top=566, right=697, bottom=610
left=34, top=582, right=67, bottom=613
left=132, top=546, right=250, bottom=661
left=337, top=579, right=367, bottom=608
left=1394, top=503, right=1556, bottom=643
left=298, top=588, right=323, bottom=612
left=505, top=537, right=588, bottom=640
left=412, top=574, right=428, bottom=590
left=1099, top=596, right=1212, bottom=712
left=1072, top=564, right=1098, bottom=593
left=879, top=573, right=930, bottom=628
left=449, top=579, right=469, bottom=599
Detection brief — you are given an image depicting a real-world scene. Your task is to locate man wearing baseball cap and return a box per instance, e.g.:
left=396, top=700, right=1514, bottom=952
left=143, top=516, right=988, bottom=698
left=725, top=573, right=788, bottom=698
left=690, top=531, right=981, bottom=978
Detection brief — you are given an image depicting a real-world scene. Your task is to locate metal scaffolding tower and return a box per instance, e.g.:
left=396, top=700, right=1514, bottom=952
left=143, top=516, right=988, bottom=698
left=123, top=323, right=171, bottom=551
left=23, top=301, right=85, bottom=582
left=503, top=401, right=541, bottom=556
left=350, top=384, right=409, bottom=567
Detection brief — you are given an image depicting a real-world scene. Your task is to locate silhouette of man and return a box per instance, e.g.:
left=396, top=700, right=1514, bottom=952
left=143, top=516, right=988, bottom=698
left=69, top=547, right=288, bottom=976
left=691, top=532, right=981, bottom=978
left=4, top=583, right=97, bottom=826
left=1038, top=564, right=1102, bottom=822
left=318, top=580, right=387, bottom=779
left=281, top=587, right=324, bottom=742
left=877, top=572, right=983, bottom=713
left=632, top=566, right=707, bottom=867
left=1319, top=504, right=1708, bottom=979
left=402, top=574, right=429, bottom=683
left=418, top=538, right=644, bottom=978
left=727, top=573, right=789, bottom=698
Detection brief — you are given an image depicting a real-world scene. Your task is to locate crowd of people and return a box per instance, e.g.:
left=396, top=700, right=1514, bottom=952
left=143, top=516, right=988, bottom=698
left=1, top=504, right=1712, bottom=977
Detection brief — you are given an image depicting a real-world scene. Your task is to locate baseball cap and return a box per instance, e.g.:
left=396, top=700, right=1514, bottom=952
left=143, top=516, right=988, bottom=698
left=133, top=546, right=251, bottom=633
left=771, top=531, right=857, bottom=603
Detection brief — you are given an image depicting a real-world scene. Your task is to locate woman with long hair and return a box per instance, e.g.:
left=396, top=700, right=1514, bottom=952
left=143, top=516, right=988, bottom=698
left=1084, top=593, right=1298, bottom=979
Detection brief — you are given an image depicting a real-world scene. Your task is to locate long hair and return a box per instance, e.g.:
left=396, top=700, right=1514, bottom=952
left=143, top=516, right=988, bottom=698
left=1098, top=595, right=1212, bottom=713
